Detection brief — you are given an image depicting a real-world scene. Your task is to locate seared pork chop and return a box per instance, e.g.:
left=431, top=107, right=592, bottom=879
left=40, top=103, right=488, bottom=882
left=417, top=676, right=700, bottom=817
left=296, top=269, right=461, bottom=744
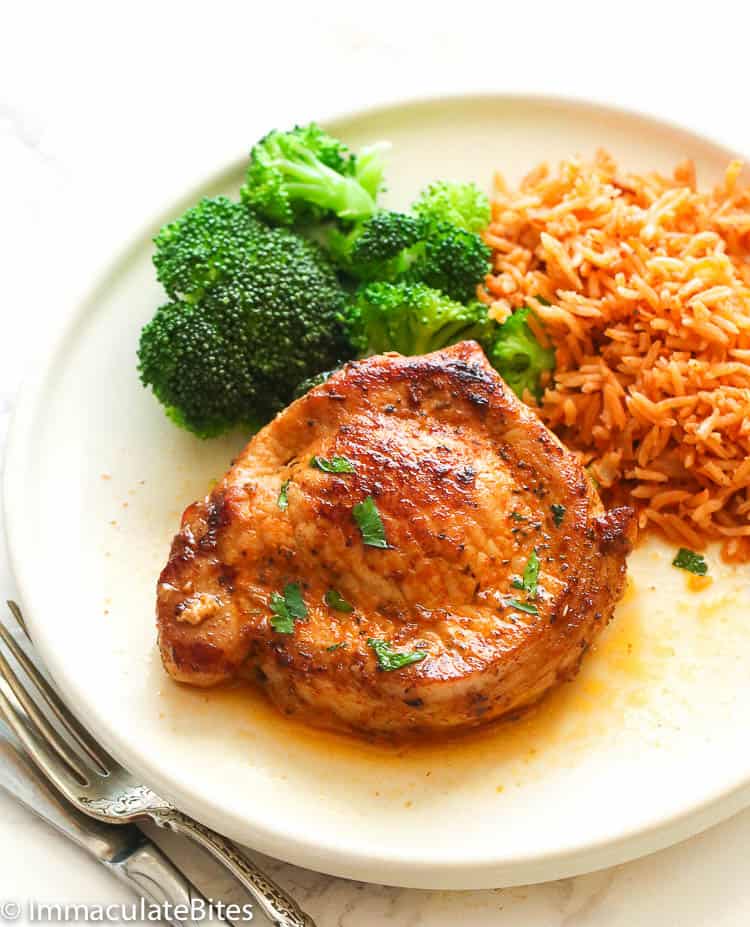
left=157, top=341, right=634, bottom=736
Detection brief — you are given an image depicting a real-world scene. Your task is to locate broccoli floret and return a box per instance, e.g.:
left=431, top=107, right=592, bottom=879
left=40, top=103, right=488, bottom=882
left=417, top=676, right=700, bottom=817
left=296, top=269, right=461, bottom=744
left=212, top=228, right=352, bottom=400
left=137, top=299, right=266, bottom=438
left=323, top=209, right=490, bottom=301
left=341, top=282, right=491, bottom=356
left=412, top=181, right=491, bottom=234
left=483, top=307, right=556, bottom=402
left=341, top=284, right=555, bottom=404
left=139, top=207, right=353, bottom=437
left=153, top=196, right=264, bottom=304
left=406, top=220, right=491, bottom=303
left=326, top=211, right=423, bottom=281
left=241, top=123, right=385, bottom=227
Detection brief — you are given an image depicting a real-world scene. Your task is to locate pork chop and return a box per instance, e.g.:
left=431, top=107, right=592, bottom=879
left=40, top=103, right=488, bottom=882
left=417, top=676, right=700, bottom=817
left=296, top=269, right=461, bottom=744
left=157, top=341, right=635, bottom=736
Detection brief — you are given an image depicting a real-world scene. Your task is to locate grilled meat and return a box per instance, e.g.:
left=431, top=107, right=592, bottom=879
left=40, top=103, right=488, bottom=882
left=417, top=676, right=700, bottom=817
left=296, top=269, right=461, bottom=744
left=157, top=341, right=634, bottom=736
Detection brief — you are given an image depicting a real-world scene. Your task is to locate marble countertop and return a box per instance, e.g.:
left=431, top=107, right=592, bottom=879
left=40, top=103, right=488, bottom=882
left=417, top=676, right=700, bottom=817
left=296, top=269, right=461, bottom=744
left=2, top=2, right=750, bottom=923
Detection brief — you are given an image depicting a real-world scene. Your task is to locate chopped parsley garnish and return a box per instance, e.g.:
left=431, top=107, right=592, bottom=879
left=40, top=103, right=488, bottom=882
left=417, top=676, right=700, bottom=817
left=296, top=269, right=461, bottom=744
left=353, top=496, right=389, bottom=548
left=277, top=480, right=290, bottom=511
left=551, top=503, right=565, bottom=527
left=326, top=643, right=345, bottom=652
left=325, top=589, right=354, bottom=612
left=672, top=548, right=708, bottom=576
left=310, top=455, right=356, bottom=473
left=506, top=597, right=539, bottom=615
left=510, top=512, right=527, bottom=522
left=269, top=582, right=308, bottom=634
left=511, top=550, right=540, bottom=597
left=520, top=549, right=540, bottom=598
left=368, top=638, right=427, bottom=671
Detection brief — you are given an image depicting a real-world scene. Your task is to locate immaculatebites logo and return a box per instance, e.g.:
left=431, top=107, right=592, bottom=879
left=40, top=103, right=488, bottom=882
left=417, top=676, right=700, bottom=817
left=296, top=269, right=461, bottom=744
left=0, top=898, right=254, bottom=923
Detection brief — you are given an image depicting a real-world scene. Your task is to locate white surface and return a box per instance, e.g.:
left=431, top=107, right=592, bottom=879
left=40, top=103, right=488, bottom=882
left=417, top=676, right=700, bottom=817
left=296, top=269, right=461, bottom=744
left=2, top=0, right=750, bottom=922
left=7, top=94, right=750, bottom=892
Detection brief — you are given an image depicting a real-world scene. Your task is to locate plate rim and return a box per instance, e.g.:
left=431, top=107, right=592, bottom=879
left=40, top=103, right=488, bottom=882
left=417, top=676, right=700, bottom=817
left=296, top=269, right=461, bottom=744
left=5, top=90, right=750, bottom=889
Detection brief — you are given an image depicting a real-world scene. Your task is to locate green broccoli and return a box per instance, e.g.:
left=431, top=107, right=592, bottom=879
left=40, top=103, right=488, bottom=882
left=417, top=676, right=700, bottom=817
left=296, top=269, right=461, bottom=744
left=137, top=298, right=266, bottom=438
left=405, top=181, right=492, bottom=301
left=341, top=284, right=555, bottom=403
left=240, top=123, right=386, bottom=227
left=405, top=220, right=491, bottom=303
left=152, top=196, right=264, bottom=304
left=323, top=209, right=490, bottom=301
left=342, top=282, right=491, bottom=357
left=484, top=307, right=556, bottom=402
left=412, top=181, right=491, bottom=234
left=325, top=211, right=423, bottom=281
left=352, top=142, right=391, bottom=201
left=139, top=201, right=352, bottom=437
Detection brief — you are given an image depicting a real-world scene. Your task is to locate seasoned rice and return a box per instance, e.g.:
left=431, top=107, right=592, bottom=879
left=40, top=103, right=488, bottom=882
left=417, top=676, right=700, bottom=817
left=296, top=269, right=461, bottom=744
left=480, top=151, right=750, bottom=561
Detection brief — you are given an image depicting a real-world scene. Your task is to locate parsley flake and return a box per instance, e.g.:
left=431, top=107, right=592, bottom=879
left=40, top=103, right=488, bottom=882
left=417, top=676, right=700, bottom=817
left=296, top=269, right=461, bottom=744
left=325, top=589, right=354, bottom=612
left=353, top=496, right=389, bottom=548
left=277, top=480, right=290, bottom=511
left=520, top=549, right=540, bottom=598
left=269, top=583, right=308, bottom=634
left=368, top=638, right=427, bottom=672
left=506, top=597, right=539, bottom=615
left=326, top=643, right=345, bottom=652
left=672, top=548, right=708, bottom=576
left=551, top=503, right=565, bottom=527
left=310, top=455, right=356, bottom=474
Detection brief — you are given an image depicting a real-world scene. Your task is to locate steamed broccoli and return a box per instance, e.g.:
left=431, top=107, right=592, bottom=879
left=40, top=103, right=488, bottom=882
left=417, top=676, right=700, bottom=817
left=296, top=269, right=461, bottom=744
left=406, top=181, right=492, bottom=301
left=404, top=220, right=491, bottom=303
left=152, top=196, right=264, bottom=304
left=325, top=211, right=423, bottom=281
left=241, top=123, right=386, bottom=227
left=341, top=284, right=555, bottom=403
left=351, top=142, right=391, bottom=201
left=137, top=298, right=265, bottom=437
left=483, top=307, right=556, bottom=401
left=342, top=282, right=491, bottom=357
left=139, top=199, right=352, bottom=437
left=324, top=210, right=490, bottom=301
left=412, top=181, right=491, bottom=234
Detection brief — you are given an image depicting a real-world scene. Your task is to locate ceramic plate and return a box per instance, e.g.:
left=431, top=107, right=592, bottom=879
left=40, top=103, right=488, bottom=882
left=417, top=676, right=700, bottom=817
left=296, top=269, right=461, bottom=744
left=6, top=95, right=750, bottom=889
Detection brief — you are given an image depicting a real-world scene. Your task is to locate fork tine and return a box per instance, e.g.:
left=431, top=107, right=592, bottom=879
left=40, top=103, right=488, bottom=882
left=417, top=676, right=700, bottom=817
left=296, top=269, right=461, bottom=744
left=0, top=617, right=111, bottom=776
left=0, top=643, right=93, bottom=783
left=6, top=601, right=29, bottom=639
left=0, top=676, right=89, bottom=796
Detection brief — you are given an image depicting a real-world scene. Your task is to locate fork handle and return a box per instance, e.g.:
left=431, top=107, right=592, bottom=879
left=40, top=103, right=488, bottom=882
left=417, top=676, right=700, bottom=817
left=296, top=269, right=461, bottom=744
left=150, top=808, right=316, bottom=927
left=109, top=840, right=223, bottom=927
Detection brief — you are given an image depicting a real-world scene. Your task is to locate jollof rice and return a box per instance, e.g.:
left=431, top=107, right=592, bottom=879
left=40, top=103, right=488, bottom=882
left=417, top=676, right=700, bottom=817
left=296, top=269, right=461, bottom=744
left=480, top=151, right=750, bottom=561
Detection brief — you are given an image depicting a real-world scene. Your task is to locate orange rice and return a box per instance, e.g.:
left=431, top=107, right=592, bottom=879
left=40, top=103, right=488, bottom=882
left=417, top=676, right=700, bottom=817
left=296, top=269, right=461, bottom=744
left=480, top=151, right=750, bottom=561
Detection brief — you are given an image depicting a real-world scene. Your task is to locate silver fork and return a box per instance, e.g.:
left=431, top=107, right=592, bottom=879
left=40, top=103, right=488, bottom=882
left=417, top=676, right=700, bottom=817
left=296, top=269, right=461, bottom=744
left=0, top=602, right=314, bottom=927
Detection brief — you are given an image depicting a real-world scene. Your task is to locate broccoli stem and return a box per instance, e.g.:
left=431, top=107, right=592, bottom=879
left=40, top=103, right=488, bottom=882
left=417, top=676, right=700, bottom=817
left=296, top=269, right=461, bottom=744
left=283, top=171, right=377, bottom=219
left=266, top=140, right=378, bottom=220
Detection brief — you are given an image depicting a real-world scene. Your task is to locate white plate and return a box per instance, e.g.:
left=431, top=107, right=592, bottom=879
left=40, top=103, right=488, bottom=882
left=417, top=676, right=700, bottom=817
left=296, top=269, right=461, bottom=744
left=6, top=95, right=750, bottom=890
